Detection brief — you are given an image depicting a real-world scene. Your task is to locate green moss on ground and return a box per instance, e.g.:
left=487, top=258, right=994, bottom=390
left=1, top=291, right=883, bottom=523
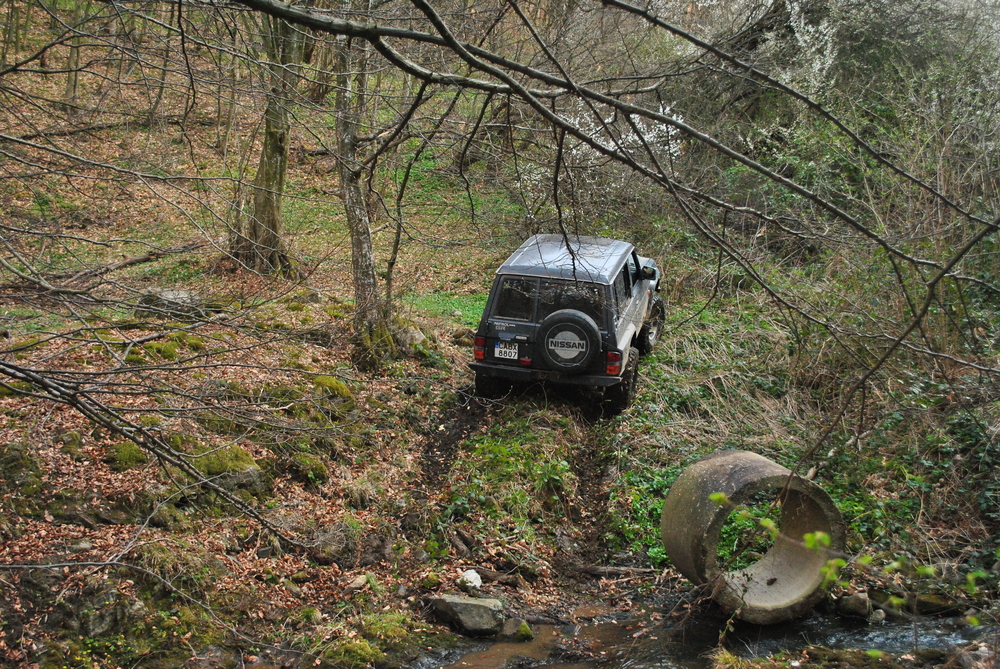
left=321, top=638, right=384, bottom=668
left=106, top=440, right=148, bottom=471
left=710, top=647, right=950, bottom=669
left=0, top=381, right=34, bottom=396
left=313, top=375, right=353, bottom=400
left=193, top=444, right=256, bottom=476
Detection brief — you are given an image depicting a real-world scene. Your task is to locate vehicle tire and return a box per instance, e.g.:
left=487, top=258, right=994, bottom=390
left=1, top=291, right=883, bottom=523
left=604, top=347, right=639, bottom=416
left=475, top=372, right=511, bottom=399
left=637, top=296, right=665, bottom=356
left=537, top=309, right=601, bottom=374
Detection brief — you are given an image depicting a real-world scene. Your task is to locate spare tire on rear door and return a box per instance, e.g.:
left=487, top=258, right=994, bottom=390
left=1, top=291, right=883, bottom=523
left=537, top=309, right=601, bottom=374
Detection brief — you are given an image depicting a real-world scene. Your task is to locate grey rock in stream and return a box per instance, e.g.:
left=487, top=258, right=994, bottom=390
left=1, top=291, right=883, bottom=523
left=500, top=618, right=535, bottom=641
left=836, top=592, right=873, bottom=619
left=428, top=594, right=504, bottom=636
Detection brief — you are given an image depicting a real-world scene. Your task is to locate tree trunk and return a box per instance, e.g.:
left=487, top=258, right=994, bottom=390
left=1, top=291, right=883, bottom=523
left=335, top=35, right=393, bottom=369
left=230, top=16, right=297, bottom=275
left=1, top=0, right=21, bottom=65
left=62, top=3, right=85, bottom=114
left=307, top=39, right=337, bottom=103
left=246, top=92, right=291, bottom=272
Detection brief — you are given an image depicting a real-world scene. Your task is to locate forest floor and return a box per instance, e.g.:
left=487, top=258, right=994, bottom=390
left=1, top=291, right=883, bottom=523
left=0, top=98, right=998, bottom=669
left=1, top=248, right=994, bottom=669
left=0, top=270, right=699, bottom=668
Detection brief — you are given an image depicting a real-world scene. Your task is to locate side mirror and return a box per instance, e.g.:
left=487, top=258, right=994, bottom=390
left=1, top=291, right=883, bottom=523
left=640, top=266, right=656, bottom=280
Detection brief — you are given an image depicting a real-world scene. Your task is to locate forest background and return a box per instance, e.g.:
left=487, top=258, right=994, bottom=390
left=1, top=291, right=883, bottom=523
left=0, top=0, right=999, bottom=666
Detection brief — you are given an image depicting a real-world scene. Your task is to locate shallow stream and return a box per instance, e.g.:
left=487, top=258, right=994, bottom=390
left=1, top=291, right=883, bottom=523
left=418, top=612, right=992, bottom=669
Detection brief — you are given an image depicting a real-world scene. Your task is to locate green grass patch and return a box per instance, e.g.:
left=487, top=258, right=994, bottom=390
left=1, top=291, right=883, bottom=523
left=447, top=406, right=578, bottom=522
left=405, top=292, right=487, bottom=327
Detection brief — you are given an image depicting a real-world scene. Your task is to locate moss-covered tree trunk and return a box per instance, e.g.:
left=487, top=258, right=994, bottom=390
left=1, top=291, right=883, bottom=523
left=335, top=36, right=393, bottom=370
left=230, top=16, right=298, bottom=274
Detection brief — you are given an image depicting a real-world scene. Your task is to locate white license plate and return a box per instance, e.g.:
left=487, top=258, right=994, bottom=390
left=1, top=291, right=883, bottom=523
left=494, top=342, right=519, bottom=360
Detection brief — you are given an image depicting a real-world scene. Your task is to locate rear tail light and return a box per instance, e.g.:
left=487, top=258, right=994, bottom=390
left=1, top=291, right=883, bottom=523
left=606, top=350, right=622, bottom=375
left=474, top=336, right=486, bottom=360
left=520, top=357, right=532, bottom=367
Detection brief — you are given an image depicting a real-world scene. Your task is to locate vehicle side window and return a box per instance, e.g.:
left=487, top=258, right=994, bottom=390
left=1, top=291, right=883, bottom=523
left=493, top=277, right=534, bottom=320
left=628, top=253, right=639, bottom=284
left=613, top=267, right=630, bottom=316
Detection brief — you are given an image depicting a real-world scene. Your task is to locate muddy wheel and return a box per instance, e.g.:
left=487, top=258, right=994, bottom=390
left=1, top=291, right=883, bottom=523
left=475, top=372, right=511, bottom=399
left=637, top=296, right=665, bottom=356
left=604, top=347, right=638, bottom=415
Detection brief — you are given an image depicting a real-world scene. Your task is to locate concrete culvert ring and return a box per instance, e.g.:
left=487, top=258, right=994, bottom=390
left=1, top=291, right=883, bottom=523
left=660, top=450, right=845, bottom=624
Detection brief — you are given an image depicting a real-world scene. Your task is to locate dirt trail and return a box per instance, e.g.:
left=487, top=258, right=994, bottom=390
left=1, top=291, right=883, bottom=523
left=417, top=391, right=492, bottom=487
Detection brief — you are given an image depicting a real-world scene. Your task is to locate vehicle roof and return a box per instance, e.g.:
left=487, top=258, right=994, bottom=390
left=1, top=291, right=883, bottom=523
left=497, top=234, right=633, bottom=284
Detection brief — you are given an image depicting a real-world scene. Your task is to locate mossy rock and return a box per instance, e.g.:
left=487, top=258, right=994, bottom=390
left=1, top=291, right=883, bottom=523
left=125, top=605, right=228, bottom=662
left=913, top=592, right=963, bottom=616
left=193, top=444, right=256, bottom=477
left=512, top=620, right=535, bottom=641
left=263, top=384, right=306, bottom=404
left=150, top=503, right=190, bottom=531
left=11, top=336, right=41, bottom=351
left=282, top=288, right=324, bottom=304
left=58, top=431, right=84, bottom=449
left=106, top=441, right=148, bottom=471
left=311, top=435, right=343, bottom=455
left=313, top=375, right=353, bottom=400
left=289, top=453, right=329, bottom=486
left=194, top=445, right=269, bottom=497
left=46, top=496, right=89, bottom=525
left=61, top=440, right=85, bottom=460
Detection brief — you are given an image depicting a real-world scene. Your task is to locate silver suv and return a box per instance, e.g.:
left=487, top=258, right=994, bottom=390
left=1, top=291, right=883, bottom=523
left=471, top=234, right=664, bottom=413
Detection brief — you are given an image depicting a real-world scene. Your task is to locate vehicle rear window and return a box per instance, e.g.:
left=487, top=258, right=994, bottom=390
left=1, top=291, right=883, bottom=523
left=493, top=277, right=535, bottom=320
left=537, top=280, right=604, bottom=323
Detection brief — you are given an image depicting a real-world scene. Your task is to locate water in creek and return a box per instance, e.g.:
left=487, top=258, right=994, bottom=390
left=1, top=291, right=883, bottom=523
left=421, top=613, right=991, bottom=669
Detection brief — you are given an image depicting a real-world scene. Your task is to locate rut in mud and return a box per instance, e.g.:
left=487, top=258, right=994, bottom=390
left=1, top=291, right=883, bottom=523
left=417, top=389, right=492, bottom=487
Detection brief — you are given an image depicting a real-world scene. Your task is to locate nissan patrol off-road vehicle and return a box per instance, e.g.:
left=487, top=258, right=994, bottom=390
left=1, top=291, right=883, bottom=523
left=471, top=234, right=665, bottom=413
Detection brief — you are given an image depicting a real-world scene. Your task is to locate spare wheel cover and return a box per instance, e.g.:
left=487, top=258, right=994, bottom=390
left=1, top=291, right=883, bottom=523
left=538, top=309, right=601, bottom=374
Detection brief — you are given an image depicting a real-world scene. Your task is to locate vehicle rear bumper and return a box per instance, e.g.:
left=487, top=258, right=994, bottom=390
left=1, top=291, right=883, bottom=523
left=469, top=362, right=622, bottom=387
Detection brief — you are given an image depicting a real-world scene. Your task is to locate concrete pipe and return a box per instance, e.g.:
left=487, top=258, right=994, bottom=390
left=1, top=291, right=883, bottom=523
left=661, top=450, right=845, bottom=624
